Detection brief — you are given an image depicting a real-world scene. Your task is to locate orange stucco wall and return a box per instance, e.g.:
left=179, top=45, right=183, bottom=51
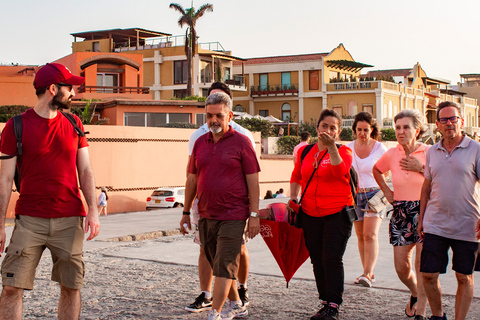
left=0, top=124, right=293, bottom=218
left=0, top=76, right=37, bottom=107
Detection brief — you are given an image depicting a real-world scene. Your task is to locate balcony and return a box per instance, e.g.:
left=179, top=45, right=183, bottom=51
left=250, top=84, right=299, bottom=97
left=198, top=75, right=247, bottom=92
left=326, top=81, right=378, bottom=91
left=78, top=86, right=150, bottom=94
left=113, top=35, right=227, bottom=53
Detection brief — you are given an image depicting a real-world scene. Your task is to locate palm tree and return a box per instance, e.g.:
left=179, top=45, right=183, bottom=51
left=169, top=2, right=213, bottom=96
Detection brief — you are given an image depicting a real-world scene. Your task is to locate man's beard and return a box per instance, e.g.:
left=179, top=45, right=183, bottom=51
left=209, top=124, right=222, bottom=134
left=49, top=91, right=71, bottom=111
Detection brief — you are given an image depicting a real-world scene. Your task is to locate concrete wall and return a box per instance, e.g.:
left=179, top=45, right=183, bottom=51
left=1, top=124, right=294, bottom=218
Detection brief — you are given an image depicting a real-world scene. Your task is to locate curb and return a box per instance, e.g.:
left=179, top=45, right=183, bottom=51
left=100, top=228, right=182, bottom=242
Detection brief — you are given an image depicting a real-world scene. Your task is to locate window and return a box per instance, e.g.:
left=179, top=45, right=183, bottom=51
left=223, top=67, right=231, bottom=82
left=309, top=70, right=319, bottom=90
left=196, top=113, right=206, bottom=125
left=362, top=104, right=373, bottom=115
left=259, top=74, right=268, bottom=90
left=200, top=61, right=212, bottom=83
left=233, top=105, right=244, bottom=112
left=97, top=73, right=119, bottom=93
left=174, top=60, right=188, bottom=84
left=169, top=113, right=190, bottom=123
left=124, top=112, right=190, bottom=127
left=332, top=106, right=343, bottom=116
left=174, top=89, right=187, bottom=99
left=201, top=89, right=209, bottom=97
left=281, top=72, right=291, bottom=89
left=259, top=110, right=269, bottom=117
left=281, top=103, right=291, bottom=121
left=93, top=42, right=100, bottom=52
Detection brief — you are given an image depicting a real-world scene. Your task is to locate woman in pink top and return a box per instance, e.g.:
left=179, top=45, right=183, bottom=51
left=373, top=109, right=429, bottom=320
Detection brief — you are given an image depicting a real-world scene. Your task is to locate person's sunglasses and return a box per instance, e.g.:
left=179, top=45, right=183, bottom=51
left=56, top=82, right=73, bottom=91
left=438, top=116, right=460, bottom=124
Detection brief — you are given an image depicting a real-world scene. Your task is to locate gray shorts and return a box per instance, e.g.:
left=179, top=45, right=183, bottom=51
left=355, top=189, right=386, bottom=221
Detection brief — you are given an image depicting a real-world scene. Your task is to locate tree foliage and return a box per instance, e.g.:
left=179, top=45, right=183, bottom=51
left=381, top=128, right=397, bottom=141
left=277, top=136, right=301, bottom=155
left=71, top=99, right=108, bottom=125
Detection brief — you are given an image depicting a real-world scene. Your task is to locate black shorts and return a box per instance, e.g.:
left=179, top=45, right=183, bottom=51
left=420, top=233, right=479, bottom=275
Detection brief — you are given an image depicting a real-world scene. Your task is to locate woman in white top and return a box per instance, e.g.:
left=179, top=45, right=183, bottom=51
left=347, top=112, right=387, bottom=288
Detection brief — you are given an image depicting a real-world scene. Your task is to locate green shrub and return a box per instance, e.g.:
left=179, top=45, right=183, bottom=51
left=277, top=136, right=301, bottom=155
left=339, top=128, right=353, bottom=141
left=0, top=105, right=31, bottom=122
left=299, top=119, right=318, bottom=137
left=381, top=128, right=397, bottom=141
left=233, top=118, right=275, bottom=138
left=156, top=122, right=199, bottom=129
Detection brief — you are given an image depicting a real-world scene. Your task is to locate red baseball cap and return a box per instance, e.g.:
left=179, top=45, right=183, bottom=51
left=34, top=63, right=85, bottom=89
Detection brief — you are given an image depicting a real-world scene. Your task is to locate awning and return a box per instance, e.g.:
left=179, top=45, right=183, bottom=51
left=326, top=60, right=373, bottom=72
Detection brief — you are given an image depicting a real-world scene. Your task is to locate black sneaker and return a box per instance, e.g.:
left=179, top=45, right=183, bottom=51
left=238, top=286, right=249, bottom=306
left=323, top=305, right=339, bottom=320
left=185, top=292, right=212, bottom=313
left=310, top=303, right=328, bottom=320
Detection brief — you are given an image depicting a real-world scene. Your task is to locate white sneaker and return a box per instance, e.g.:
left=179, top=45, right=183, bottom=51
left=207, top=309, right=222, bottom=320
left=220, top=301, right=248, bottom=319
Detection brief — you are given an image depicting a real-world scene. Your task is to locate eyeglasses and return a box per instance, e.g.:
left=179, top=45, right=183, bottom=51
left=56, top=83, right=73, bottom=91
left=438, top=116, right=460, bottom=124
left=206, top=112, right=227, bottom=120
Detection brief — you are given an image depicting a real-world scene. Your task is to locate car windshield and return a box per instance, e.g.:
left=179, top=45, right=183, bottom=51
left=152, top=190, right=174, bottom=197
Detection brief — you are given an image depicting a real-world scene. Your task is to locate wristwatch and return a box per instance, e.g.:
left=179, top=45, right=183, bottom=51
left=250, top=211, right=259, bottom=218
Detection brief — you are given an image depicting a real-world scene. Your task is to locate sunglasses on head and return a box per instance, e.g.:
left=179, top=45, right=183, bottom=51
left=438, top=116, right=460, bottom=124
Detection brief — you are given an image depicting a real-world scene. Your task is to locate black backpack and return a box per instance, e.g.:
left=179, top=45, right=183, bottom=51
left=300, top=143, right=359, bottom=207
left=0, top=111, right=86, bottom=193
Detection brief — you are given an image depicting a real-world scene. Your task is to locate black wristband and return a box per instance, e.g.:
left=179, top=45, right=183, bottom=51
left=182, top=211, right=191, bottom=216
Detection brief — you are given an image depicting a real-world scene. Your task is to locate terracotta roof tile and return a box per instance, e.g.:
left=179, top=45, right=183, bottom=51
left=362, top=68, right=412, bottom=78
left=233, top=53, right=328, bottom=66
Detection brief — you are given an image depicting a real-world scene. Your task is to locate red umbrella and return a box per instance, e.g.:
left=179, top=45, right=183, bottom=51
left=259, top=207, right=310, bottom=287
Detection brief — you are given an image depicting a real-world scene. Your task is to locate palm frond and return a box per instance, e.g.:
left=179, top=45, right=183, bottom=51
left=169, top=3, right=185, bottom=15
left=194, top=4, right=213, bottom=19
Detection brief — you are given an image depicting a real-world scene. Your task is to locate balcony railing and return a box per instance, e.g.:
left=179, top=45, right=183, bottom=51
left=78, top=86, right=150, bottom=94
left=383, top=118, right=393, bottom=128
left=113, top=35, right=226, bottom=53
left=250, top=84, right=299, bottom=96
left=326, top=81, right=377, bottom=91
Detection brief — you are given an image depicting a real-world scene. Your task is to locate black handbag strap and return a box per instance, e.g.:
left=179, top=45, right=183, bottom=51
left=298, top=148, right=328, bottom=205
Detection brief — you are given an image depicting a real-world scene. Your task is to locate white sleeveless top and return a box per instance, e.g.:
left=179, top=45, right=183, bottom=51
left=347, top=141, right=388, bottom=189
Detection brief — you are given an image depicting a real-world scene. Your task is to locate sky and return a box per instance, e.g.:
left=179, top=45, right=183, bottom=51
left=1, top=0, right=479, bottom=84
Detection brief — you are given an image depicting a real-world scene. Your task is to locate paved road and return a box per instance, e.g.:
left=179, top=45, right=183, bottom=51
left=1, top=198, right=479, bottom=319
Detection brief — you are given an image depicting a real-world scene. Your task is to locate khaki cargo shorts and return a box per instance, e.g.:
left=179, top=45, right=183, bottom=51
left=1, top=215, right=85, bottom=290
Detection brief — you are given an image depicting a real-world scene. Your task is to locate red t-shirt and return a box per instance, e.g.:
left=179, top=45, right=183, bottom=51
left=0, top=108, right=89, bottom=218
left=188, top=127, right=261, bottom=220
left=290, top=143, right=354, bottom=217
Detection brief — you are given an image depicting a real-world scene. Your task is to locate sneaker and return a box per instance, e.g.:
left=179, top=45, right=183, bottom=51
left=238, top=286, right=249, bottom=306
left=220, top=301, right=248, bottom=319
left=185, top=292, right=212, bottom=313
left=310, top=302, right=328, bottom=320
left=323, top=304, right=339, bottom=320
left=207, top=309, right=222, bottom=320
left=358, top=275, right=372, bottom=288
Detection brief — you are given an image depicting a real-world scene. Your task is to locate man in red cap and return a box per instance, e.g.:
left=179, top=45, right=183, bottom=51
left=0, top=62, right=100, bottom=319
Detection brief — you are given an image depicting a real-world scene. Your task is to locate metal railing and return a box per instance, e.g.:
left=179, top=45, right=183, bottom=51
left=78, top=86, right=150, bottom=94
left=113, top=35, right=226, bottom=53
left=383, top=118, right=393, bottom=127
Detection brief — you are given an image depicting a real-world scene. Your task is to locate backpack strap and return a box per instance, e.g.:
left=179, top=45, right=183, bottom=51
left=300, top=143, right=315, bottom=164
left=60, top=111, right=87, bottom=137
left=0, top=114, right=23, bottom=160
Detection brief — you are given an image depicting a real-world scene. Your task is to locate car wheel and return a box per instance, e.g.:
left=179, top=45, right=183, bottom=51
left=173, top=202, right=184, bottom=208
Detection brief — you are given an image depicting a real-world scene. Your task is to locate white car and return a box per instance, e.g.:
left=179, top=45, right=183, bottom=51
left=146, top=187, right=185, bottom=209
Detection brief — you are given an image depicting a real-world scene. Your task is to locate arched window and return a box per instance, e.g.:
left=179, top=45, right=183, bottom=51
left=281, top=103, right=291, bottom=121
left=233, top=105, right=244, bottom=112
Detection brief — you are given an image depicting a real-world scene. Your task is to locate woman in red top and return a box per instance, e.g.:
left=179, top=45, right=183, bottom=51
left=289, top=109, right=354, bottom=320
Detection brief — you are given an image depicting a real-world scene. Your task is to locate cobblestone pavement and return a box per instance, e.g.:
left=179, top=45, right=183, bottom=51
left=19, top=236, right=480, bottom=320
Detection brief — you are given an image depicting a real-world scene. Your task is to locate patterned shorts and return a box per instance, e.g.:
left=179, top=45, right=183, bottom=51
left=389, top=200, right=423, bottom=246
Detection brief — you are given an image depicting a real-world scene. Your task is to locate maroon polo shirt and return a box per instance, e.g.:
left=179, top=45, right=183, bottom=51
left=188, top=126, right=260, bottom=220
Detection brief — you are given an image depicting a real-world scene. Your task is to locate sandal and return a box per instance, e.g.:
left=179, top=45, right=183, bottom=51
left=414, top=316, right=426, bottom=320
left=405, top=295, right=417, bottom=318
